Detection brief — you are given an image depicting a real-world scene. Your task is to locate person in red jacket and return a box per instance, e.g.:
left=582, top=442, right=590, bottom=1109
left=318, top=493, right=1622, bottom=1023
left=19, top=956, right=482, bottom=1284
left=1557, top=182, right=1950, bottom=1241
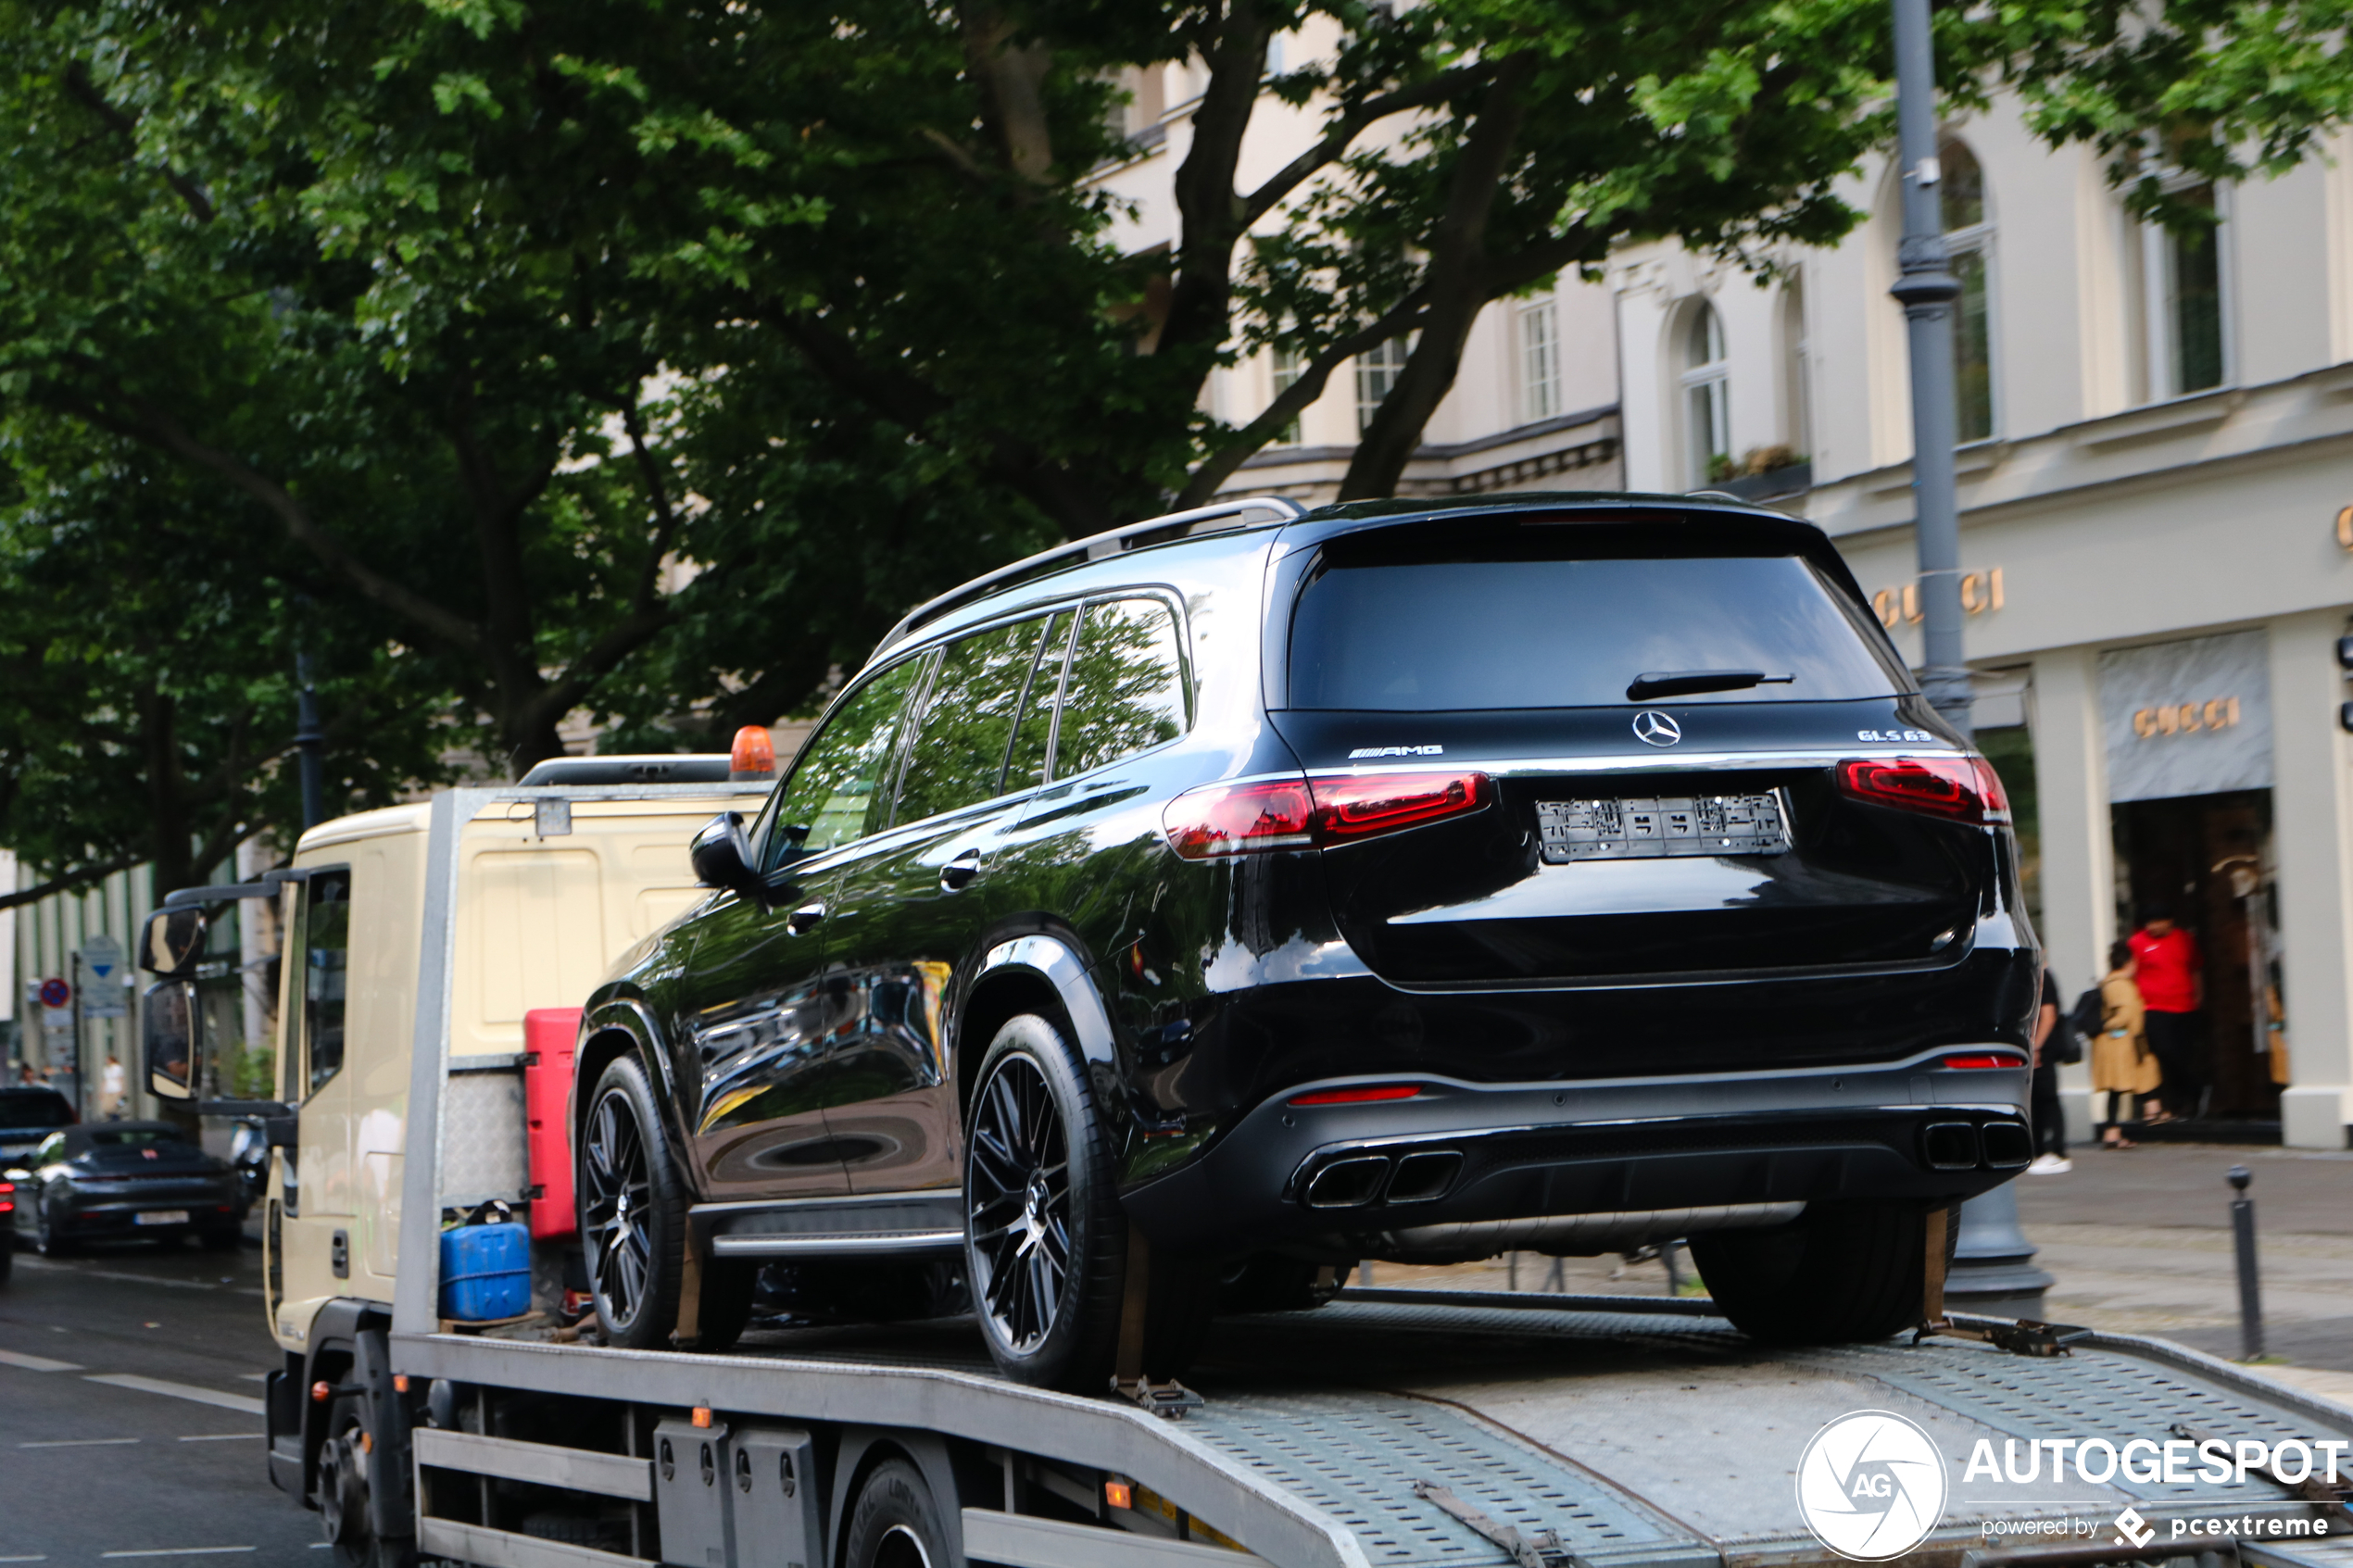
left=2129, top=903, right=2202, bottom=1123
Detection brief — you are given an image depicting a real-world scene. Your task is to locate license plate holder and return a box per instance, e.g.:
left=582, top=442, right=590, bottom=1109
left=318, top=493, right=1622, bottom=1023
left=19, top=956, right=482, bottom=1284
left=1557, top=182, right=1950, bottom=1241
left=133, top=1210, right=190, bottom=1226
left=1537, top=790, right=1792, bottom=862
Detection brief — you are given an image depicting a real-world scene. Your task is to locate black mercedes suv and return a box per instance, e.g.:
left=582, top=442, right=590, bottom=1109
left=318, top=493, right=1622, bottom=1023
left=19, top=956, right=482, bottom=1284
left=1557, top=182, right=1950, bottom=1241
left=572, top=493, right=2037, bottom=1391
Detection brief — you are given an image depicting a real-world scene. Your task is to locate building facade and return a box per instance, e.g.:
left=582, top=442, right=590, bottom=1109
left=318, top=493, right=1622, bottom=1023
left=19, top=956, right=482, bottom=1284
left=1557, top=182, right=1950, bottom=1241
left=1615, top=105, right=2353, bottom=1148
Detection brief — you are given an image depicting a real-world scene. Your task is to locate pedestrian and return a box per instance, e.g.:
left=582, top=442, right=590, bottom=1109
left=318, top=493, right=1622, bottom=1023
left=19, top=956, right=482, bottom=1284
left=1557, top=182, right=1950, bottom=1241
left=2129, top=902, right=2202, bottom=1123
left=100, top=1052, right=127, bottom=1120
left=2089, top=938, right=2158, bottom=1148
left=2026, top=968, right=2070, bottom=1174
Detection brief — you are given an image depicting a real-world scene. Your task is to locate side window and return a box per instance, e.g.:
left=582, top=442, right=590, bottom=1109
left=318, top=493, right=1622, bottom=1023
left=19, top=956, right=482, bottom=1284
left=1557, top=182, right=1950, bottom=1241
left=898, top=618, right=1049, bottom=823
left=1054, top=597, right=1187, bottom=778
left=1005, top=610, right=1074, bottom=794
left=764, top=658, right=928, bottom=867
left=303, top=872, right=352, bottom=1098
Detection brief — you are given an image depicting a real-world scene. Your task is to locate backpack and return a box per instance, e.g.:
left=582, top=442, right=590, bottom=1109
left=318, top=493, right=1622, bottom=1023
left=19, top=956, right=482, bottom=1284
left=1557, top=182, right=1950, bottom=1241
left=2054, top=985, right=2102, bottom=1066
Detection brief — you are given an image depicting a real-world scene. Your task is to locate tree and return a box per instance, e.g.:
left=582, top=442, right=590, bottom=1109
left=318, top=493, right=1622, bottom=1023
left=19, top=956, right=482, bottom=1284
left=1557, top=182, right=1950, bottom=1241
left=0, top=428, right=446, bottom=902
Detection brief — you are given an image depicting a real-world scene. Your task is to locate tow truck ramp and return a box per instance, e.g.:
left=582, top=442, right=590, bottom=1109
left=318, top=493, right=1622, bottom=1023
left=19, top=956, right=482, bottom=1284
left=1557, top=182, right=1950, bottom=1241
left=392, top=1288, right=2353, bottom=1568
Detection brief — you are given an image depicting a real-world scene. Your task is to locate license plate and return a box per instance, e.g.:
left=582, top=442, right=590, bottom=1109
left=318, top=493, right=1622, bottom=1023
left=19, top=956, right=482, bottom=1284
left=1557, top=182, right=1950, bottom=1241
left=133, top=1210, right=190, bottom=1226
left=1537, top=792, right=1792, bottom=861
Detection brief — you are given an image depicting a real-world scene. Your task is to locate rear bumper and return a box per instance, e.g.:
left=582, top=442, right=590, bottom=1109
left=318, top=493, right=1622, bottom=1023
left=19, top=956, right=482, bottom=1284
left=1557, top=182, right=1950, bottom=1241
left=57, top=1190, right=241, bottom=1235
left=1122, top=1049, right=2031, bottom=1259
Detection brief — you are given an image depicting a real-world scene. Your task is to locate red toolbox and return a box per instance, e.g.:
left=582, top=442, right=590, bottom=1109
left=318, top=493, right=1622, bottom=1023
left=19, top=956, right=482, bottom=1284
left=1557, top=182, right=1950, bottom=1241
left=523, top=1008, right=585, bottom=1240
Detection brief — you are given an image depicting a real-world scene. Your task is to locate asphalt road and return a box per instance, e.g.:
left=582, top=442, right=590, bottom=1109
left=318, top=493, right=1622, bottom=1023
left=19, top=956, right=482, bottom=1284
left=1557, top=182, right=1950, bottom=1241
left=0, top=1230, right=323, bottom=1566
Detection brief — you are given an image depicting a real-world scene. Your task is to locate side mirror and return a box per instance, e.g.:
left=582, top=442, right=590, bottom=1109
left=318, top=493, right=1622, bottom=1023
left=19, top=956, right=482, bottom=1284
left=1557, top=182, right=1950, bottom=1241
left=144, top=979, right=198, bottom=1101
left=690, top=811, right=759, bottom=896
left=141, top=906, right=208, bottom=978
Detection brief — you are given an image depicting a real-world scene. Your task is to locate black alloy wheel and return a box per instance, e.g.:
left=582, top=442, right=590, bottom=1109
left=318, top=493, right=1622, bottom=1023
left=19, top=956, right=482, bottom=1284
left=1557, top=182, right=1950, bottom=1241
left=578, top=1055, right=686, bottom=1350
left=967, top=1050, right=1073, bottom=1354
left=963, top=1014, right=1126, bottom=1390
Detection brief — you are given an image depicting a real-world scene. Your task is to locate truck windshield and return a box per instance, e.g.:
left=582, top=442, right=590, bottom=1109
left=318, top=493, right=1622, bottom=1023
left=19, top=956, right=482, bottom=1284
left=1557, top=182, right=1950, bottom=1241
left=1287, top=528, right=1906, bottom=711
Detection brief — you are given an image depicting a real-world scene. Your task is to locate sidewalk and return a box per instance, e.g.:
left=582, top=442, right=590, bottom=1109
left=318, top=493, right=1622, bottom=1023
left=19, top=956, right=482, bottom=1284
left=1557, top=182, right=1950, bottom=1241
left=2011, top=1140, right=2353, bottom=1409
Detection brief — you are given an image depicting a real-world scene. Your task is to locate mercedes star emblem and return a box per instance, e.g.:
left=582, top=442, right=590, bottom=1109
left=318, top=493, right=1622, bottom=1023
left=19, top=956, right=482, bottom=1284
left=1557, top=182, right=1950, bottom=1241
left=1632, top=710, right=1682, bottom=746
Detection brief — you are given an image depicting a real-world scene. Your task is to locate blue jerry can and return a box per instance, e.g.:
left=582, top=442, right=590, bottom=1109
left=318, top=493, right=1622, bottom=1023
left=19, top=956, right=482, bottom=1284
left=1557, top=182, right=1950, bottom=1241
left=439, top=1221, right=533, bottom=1322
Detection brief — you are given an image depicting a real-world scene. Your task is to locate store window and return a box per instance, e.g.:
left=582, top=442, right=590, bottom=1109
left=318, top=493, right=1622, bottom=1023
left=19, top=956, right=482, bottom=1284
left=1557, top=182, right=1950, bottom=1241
left=2142, top=182, right=2227, bottom=399
left=1519, top=293, right=1560, bottom=422
left=1355, top=337, right=1410, bottom=434
left=1940, top=139, right=1996, bottom=443
left=1678, top=299, right=1730, bottom=487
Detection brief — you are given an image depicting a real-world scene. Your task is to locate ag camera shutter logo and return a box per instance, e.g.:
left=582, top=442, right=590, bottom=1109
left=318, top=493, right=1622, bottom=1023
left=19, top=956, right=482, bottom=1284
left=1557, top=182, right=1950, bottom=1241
left=1795, top=1410, right=1949, bottom=1560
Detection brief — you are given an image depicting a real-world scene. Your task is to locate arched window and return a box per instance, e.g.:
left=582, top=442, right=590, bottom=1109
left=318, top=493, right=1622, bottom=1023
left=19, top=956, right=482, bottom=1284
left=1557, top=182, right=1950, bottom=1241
left=1940, top=138, right=1995, bottom=442
left=1679, top=299, right=1730, bottom=486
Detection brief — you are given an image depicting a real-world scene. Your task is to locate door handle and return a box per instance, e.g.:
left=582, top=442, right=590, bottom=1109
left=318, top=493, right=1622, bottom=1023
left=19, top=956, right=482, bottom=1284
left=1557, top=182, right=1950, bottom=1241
left=939, top=850, right=981, bottom=892
left=787, top=901, right=826, bottom=935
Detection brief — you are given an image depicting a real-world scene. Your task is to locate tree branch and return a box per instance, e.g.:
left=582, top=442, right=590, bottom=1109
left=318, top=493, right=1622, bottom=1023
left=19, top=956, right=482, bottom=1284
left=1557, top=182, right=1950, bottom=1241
left=0, top=854, right=145, bottom=912
left=61, top=61, right=217, bottom=223
left=1238, top=64, right=1495, bottom=230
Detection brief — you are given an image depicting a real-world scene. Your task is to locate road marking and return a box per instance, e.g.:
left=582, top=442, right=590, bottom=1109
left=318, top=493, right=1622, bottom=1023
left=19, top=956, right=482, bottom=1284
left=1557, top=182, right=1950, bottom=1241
left=0, top=1555, right=50, bottom=1562
left=83, top=1374, right=267, bottom=1415
left=176, top=1434, right=262, bottom=1442
left=236, top=1373, right=269, bottom=1382
left=0, top=1349, right=85, bottom=1373
left=19, top=1437, right=139, bottom=1448
left=100, top=1550, right=256, bottom=1559
left=13, top=1258, right=222, bottom=1290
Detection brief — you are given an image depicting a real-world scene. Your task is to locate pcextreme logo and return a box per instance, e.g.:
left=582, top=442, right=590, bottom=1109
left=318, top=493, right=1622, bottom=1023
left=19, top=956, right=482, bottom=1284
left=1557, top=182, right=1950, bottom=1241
left=1794, top=1411, right=1949, bottom=1561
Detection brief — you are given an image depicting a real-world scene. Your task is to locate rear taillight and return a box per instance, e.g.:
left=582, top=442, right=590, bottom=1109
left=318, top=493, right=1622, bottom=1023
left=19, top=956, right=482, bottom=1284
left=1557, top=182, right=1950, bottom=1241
left=1288, top=1084, right=1422, bottom=1107
left=0, top=1180, right=12, bottom=1213
left=1941, top=1052, right=2023, bottom=1070
left=1164, top=771, right=1491, bottom=859
left=1837, top=756, right=2010, bottom=824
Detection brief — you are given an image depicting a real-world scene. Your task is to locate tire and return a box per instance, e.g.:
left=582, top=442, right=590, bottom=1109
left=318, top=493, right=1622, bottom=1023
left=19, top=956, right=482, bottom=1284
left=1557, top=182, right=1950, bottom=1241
left=318, top=1393, right=416, bottom=1568
left=963, top=1014, right=1209, bottom=1392
left=1689, top=1199, right=1960, bottom=1346
left=578, top=1054, right=690, bottom=1350
left=33, top=1199, right=74, bottom=1258
left=842, top=1458, right=949, bottom=1568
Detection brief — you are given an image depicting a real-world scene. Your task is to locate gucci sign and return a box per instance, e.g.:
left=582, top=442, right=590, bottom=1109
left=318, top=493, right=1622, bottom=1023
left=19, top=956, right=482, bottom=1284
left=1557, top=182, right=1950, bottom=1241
left=2133, top=696, right=2241, bottom=738
left=1872, top=568, right=2005, bottom=627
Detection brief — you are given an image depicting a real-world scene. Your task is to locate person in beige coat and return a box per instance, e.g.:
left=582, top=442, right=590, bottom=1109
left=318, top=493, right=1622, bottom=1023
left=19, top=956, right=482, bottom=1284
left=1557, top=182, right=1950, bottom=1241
left=2090, top=938, right=2160, bottom=1148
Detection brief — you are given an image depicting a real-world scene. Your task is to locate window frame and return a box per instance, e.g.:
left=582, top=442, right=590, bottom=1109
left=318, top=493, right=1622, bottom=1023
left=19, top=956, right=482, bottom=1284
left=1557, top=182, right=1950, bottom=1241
left=1677, top=298, right=1730, bottom=488
left=1354, top=336, right=1412, bottom=435
left=1042, top=590, right=1197, bottom=784
left=750, top=651, right=936, bottom=870
left=1931, top=136, right=2000, bottom=445
left=2138, top=174, right=2233, bottom=403
left=277, top=866, right=353, bottom=1105
left=1517, top=292, right=1561, bottom=424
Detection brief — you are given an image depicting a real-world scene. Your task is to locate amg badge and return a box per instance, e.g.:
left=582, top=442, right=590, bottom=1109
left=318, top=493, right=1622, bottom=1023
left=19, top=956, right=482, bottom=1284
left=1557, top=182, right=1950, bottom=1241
left=1348, top=744, right=1445, bottom=759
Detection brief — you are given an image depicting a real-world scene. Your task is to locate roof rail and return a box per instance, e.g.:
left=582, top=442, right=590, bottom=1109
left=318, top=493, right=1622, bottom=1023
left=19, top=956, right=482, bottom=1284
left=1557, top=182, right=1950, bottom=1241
left=877, top=495, right=1306, bottom=652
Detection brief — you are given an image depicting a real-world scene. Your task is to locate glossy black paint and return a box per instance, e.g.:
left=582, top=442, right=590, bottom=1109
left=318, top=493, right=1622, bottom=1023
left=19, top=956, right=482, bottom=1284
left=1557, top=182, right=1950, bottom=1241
left=576, top=494, right=2037, bottom=1266
left=12, top=1122, right=243, bottom=1244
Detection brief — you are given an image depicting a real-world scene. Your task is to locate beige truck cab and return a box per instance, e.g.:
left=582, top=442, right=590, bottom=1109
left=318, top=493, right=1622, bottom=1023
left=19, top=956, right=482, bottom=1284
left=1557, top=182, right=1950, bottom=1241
left=136, top=770, right=763, bottom=1554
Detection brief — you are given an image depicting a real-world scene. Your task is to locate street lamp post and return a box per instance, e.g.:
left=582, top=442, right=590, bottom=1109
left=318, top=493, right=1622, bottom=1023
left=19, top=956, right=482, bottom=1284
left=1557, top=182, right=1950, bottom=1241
left=1888, top=0, right=2051, bottom=1315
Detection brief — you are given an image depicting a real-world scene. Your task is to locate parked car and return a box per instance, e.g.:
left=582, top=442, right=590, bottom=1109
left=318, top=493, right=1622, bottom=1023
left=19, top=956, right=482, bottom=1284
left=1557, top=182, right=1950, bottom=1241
left=572, top=494, right=2038, bottom=1390
left=11, top=1122, right=244, bottom=1253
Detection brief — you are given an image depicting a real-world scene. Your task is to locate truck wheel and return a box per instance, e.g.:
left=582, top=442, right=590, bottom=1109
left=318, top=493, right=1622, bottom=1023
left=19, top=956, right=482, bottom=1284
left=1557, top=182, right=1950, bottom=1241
left=1689, top=1200, right=1959, bottom=1345
left=319, top=1393, right=416, bottom=1568
left=843, top=1458, right=949, bottom=1568
left=963, top=1015, right=1127, bottom=1392
left=579, top=1054, right=688, bottom=1350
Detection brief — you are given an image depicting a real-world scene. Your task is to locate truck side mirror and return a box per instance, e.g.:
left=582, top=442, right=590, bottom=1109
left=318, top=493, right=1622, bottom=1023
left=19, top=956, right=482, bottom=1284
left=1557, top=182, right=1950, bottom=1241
left=690, top=811, right=759, bottom=896
left=145, top=978, right=198, bottom=1101
left=141, top=906, right=208, bottom=978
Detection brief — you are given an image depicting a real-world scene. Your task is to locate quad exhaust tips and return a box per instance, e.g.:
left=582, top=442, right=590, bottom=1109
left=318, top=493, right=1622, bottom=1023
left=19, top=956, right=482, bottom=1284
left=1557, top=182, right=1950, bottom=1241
left=1302, top=1150, right=1465, bottom=1210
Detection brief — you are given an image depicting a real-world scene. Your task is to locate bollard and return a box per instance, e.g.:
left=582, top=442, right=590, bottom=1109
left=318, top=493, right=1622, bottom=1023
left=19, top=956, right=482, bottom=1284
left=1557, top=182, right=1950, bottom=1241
left=2228, top=1165, right=2265, bottom=1361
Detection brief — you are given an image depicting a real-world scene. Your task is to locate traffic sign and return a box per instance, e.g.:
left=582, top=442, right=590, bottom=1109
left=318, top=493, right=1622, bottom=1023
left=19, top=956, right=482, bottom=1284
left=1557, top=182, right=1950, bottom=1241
left=36, top=977, right=69, bottom=1010
left=77, top=933, right=124, bottom=982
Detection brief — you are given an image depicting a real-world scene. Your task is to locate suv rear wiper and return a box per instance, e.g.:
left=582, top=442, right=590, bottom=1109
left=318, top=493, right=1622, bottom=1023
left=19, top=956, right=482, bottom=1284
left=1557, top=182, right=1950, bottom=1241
left=1626, top=670, right=1795, bottom=701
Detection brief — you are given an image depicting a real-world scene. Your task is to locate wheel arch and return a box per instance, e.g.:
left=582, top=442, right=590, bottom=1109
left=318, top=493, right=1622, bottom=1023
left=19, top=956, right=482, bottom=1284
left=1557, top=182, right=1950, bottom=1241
left=572, top=997, right=684, bottom=1172
left=953, top=934, right=1117, bottom=1123
left=827, top=1428, right=969, bottom=1568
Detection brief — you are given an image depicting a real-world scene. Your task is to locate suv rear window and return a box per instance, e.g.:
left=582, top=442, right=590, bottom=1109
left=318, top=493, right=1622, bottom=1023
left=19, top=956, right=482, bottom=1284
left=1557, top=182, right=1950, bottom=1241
left=1288, top=524, right=1906, bottom=711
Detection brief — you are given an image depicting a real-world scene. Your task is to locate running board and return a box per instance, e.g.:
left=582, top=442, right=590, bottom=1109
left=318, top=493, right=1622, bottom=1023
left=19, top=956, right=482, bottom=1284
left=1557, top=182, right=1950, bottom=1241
left=418, top=1518, right=650, bottom=1568
left=711, top=1229, right=963, bottom=1257
left=413, top=1427, right=652, bottom=1499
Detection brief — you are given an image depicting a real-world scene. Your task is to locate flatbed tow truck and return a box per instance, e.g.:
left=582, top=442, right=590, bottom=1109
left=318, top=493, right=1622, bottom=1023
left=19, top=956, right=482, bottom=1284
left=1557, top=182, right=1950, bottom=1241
left=145, top=783, right=2353, bottom=1568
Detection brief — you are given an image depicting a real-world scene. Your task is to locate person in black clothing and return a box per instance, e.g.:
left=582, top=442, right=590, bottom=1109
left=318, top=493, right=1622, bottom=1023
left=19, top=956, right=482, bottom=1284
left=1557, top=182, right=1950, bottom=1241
left=2028, top=968, right=2070, bottom=1173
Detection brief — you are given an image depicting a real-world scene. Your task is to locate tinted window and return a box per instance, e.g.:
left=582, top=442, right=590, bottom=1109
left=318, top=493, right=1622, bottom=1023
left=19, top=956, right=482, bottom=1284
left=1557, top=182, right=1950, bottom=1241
left=305, top=872, right=351, bottom=1097
left=0, top=1091, right=71, bottom=1129
left=766, top=659, right=927, bottom=864
left=1289, top=538, right=1903, bottom=710
left=1054, top=598, right=1187, bottom=777
left=90, top=1126, right=190, bottom=1148
left=898, top=618, right=1050, bottom=823
left=1005, top=610, right=1073, bottom=793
